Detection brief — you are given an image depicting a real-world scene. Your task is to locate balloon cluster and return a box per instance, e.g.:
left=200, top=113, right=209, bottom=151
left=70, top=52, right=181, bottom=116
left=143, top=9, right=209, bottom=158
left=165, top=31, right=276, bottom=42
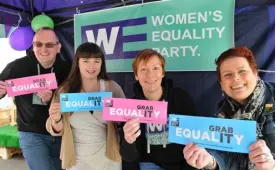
left=9, top=15, right=54, bottom=51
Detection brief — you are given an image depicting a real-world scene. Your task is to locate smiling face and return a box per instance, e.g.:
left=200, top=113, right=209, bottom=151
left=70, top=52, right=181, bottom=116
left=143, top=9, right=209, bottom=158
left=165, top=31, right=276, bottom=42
left=32, top=29, right=61, bottom=68
left=220, top=57, right=258, bottom=104
left=78, top=57, right=102, bottom=80
left=135, top=55, right=164, bottom=94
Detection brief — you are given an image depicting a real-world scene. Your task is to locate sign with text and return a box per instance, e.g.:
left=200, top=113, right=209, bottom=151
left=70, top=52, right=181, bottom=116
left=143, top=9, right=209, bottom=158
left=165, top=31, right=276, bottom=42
left=75, top=0, right=234, bottom=72
left=168, top=114, right=256, bottom=153
left=102, top=98, right=168, bottom=124
left=6, top=73, right=57, bottom=97
left=60, top=92, right=112, bottom=112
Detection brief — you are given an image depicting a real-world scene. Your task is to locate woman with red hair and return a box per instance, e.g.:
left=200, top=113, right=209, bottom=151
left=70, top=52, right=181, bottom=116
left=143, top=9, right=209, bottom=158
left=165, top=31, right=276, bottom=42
left=183, top=47, right=275, bottom=170
left=120, top=49, right=197, bottom=170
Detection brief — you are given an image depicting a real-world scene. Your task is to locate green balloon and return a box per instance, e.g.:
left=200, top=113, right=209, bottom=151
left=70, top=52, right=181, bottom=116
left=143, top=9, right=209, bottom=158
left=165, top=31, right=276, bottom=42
left=31, top=15, right=54, bottom=32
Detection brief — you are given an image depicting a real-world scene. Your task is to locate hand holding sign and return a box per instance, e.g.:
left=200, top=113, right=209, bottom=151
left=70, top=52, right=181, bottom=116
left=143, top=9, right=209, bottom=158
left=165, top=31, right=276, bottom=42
left=183, top=142, right=216, bottom=169
left=60, top=92, right=112, bottom=112
left=249, top=140, right=275, bottom=170
left=49, top=103, right=62, bottom=123
left=123, top=118, right=141, bottom=144
left=37, top=90, right=53, bottom=102
left=5, top=73, right=57, bottom=97
left=168, top=115, right=256, bottom=153
left=0, top=81, right=7, bottom=98
left=102, top=98, right=168, bottom=124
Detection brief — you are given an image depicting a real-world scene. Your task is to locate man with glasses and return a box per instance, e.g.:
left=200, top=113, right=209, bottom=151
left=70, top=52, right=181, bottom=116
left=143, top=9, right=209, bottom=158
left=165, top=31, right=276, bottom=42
left=0, top=27, right=71, bottom=170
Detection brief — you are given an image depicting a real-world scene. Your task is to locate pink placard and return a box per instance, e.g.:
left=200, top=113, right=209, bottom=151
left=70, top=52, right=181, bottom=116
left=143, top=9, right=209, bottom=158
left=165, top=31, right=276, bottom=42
left=102, top=98, right=168, bottom=124
left=5, top=73, right=58, bottom=97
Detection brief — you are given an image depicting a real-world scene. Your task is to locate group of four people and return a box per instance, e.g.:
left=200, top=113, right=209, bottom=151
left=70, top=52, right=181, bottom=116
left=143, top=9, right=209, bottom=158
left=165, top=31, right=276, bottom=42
left=0, top=28, right=274, bottom=170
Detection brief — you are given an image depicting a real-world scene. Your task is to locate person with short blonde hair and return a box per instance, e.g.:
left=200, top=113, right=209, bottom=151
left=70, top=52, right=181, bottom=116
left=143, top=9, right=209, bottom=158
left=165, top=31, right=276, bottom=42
left=120, top=49, right=197, bottom=170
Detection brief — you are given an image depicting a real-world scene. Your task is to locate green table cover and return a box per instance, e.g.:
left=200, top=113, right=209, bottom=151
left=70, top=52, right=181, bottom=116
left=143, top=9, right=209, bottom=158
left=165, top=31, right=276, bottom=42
left=0, top=125, right=20, bottom=148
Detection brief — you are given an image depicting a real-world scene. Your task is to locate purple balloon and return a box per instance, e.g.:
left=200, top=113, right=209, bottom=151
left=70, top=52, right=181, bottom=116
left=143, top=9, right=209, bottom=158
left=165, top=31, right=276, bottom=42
left=9, top=26, right=34, bottom=51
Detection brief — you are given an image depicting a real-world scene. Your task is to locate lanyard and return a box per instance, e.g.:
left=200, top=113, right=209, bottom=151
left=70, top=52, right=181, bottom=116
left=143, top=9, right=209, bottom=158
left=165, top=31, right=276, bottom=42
left=37, top=64, right=54, bottom=75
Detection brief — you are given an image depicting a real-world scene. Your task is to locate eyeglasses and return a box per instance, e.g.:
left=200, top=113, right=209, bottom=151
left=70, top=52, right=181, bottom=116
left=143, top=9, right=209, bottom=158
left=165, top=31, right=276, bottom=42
left=33, top=41, right=59, bottom=48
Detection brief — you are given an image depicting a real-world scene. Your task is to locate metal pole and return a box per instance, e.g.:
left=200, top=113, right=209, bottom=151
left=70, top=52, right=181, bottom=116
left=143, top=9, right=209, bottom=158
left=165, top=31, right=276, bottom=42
left=30, top=0, right=35, bottom=18
left=55, top=0, right=136, bottom=27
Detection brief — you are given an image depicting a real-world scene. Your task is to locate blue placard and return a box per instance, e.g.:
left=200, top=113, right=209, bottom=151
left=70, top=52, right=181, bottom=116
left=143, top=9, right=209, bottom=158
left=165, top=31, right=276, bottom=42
left=60, top=92, right=112, bottom=112
left=168, top=114, right=256, bottom=153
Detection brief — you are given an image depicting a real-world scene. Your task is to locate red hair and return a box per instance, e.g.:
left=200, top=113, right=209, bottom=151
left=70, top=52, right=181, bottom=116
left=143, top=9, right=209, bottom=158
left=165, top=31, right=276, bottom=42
left=215, top=47, right=257, bottom=81
left=132, top=49, right=165, bottom=75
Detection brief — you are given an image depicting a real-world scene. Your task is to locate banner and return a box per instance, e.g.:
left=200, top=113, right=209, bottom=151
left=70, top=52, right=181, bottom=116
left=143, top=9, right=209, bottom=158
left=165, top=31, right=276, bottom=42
left=102, top=98, right=168, bottom=124
left=60, top=92, right=112, bottom=112
left=74, top=0, right=234, bottom=72
left=168, top=114, right=256, bottom=153
left=6, top=73, right=57, bottom=97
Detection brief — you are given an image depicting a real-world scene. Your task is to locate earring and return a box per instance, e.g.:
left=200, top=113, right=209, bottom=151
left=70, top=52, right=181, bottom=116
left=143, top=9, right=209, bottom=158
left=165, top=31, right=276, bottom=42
left=222, top=91, right=225, bottom=97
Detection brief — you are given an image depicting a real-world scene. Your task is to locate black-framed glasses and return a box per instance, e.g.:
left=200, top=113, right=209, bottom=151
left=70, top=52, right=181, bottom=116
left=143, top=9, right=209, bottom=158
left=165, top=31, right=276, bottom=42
left=33, top=41, right=59, bottom=48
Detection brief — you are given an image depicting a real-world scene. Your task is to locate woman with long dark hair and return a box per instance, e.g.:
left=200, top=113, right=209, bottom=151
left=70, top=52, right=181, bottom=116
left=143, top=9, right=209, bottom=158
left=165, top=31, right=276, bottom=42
left=46, top=42, right=125, bottom=170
